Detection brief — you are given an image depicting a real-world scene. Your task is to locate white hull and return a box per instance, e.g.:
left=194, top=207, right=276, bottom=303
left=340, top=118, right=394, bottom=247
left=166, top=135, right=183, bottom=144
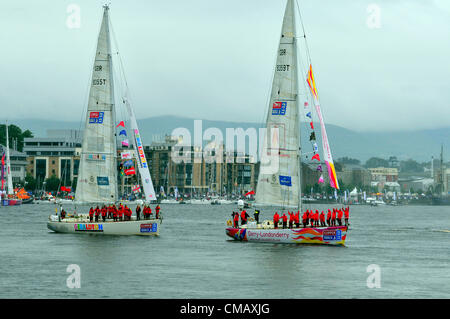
left=34, top=200, right=56, bottom=204
left=160, top=199, right=179, bottom=204
left=47, top=216, right=161, bottom=236
left=55, top=199, right=74, bottom=204
left=211, top=198, right=233, bottom=205
left=188, top=199, right=211, bottom=205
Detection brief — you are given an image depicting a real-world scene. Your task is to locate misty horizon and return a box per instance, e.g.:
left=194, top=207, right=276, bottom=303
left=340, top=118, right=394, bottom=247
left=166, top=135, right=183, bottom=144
left=1, top=0, right=450, bottom=132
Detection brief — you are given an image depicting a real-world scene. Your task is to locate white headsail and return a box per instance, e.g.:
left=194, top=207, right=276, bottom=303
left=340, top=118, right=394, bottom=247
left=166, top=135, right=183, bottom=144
left=123, top=98, right=156, bottom=202
left=255, top=0, right=301, bottom=209
left=75, top=6, right=118, bottom=203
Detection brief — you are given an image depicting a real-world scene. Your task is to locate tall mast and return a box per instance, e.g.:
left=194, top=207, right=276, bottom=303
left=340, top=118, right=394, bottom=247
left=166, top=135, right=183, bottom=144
left=440, top=144, right=444, bottom=196
left=104, top=5, right=119, bottom=202
left=293, top=2, right=302, bottom=212
left=5, top=121, right=13, bottom=195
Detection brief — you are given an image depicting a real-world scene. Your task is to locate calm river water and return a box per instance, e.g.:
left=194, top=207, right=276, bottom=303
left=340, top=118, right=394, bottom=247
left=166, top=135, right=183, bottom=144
left=0, top=202, right=449, bottom=298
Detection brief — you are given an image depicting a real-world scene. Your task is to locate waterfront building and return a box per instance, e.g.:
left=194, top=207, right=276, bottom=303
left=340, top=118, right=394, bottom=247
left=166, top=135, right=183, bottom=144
left=398, top=177, right=434, bottom=193
left=144, top=136, right=258, bottom=197
left=339, top=164, right=371, bottom=187
left=368, top=167, right=399, bottom=183
left=23, top=130, right=82, bottom=187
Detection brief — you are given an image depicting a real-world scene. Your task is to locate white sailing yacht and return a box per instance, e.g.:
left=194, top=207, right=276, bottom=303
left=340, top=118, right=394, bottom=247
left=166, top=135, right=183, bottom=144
left=47, top=5, right=160, bottom=236
left=1, top=121, right=22, bottom=206
left=226, top=0, right=348, bottom=245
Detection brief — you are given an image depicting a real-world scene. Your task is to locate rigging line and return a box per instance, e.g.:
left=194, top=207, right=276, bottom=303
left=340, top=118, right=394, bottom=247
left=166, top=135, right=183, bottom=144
left=258, top=1, right=287, bottom=165
left=107, top=14, right=127, bottom=135
left=78, top=6, right=107, bottom=146
left=109, top=19, right=132, bottom=103
left=295, top=0, right=312, bottom=65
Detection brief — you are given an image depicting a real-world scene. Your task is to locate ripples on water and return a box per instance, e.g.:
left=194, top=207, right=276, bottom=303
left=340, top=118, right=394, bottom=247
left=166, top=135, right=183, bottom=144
left=0, top=203, right=449, bottom=298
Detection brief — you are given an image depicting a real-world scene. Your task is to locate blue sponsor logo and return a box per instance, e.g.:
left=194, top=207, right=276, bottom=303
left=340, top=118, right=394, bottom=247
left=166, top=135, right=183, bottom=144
left=279, top=175, right=292, bottom=186
left=272, top=102, right=287, bottom=115
left=140, top=223, right=157, bottom=233
left=89, top=111, right=104, bottom=124
left=323, top=229, right=342, bottom=241
left=97, top=176, right=109, bottom=186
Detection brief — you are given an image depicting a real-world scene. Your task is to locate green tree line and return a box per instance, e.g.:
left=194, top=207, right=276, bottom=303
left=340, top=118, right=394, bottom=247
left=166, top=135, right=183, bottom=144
left=0, top=124, right=33, bottom=152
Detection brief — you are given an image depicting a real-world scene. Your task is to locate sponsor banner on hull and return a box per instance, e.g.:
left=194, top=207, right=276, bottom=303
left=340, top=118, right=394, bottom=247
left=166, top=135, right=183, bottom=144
left=227, top=226, right=347, bottom=245
left=74, top=224, right=104, bottom=232
left=140, top=223, right=157, bottom=233
left=323, top=229, right=342, bottom=241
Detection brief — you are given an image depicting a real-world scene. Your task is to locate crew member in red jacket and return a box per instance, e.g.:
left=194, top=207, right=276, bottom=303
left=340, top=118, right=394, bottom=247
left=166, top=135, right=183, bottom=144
left=306, top=209, right=311, bottom=226
left=240, top=210, right=249, bottom=225
left=294, top=211, right=300, bottom=228
left=302, top=211, right=308, bottom=228
left=282, top=213, right=288, bottom=229
left=89, top=207, right=94, bottom=222
left=113, top=206, right=118, bottom=222
left=332, top=209, right=337, bottom=226
left=337, top=209, right=343, bottom=226
left=344, top=207, right=349, bottom=226
left=327, top=209, right=332, bottom=226
left=320, top=211, right=325, bottom=227
left=118, top=206, right=123, bottom=221
left=273, top=212, right=280, bottom=229
left=233, top=212, right=239, bottom=228
left=313, top=210, right=319, bottom=227
left=123, top=206, right=128, bottom=221
left=101, top=206, right=107, bottom=222
left=288, top=211, right=294, bottom=228
left=94, top=206, right=100, bottom=222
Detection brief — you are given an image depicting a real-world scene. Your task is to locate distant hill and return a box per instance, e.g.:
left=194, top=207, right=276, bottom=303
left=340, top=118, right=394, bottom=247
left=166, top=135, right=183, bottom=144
left=2, top=116, right=449, bottom=162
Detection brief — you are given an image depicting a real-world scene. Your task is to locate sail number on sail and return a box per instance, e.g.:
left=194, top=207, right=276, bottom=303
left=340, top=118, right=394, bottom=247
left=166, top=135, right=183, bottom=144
left=92, top=79, right=107, bottom=85
left=276, top=65, right=290, bottom=71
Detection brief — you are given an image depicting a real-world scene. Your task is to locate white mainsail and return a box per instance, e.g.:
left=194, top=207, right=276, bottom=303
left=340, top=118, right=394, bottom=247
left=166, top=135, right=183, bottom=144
left=255, top=0, right=301, bottom=209
left=75, top=6, right=118, bottom=203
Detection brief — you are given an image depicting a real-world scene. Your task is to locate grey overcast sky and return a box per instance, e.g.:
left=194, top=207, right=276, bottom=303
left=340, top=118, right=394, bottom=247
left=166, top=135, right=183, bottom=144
left=1, top=0, right=449, bottom=132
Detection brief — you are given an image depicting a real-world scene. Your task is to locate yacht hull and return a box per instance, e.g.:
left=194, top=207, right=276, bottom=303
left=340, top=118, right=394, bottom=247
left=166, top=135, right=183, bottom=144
left=1, top=199, right=22, bottom=206
left=47, top=218, right=161, bottom=236
left=226, top=225, right=347, bottom=245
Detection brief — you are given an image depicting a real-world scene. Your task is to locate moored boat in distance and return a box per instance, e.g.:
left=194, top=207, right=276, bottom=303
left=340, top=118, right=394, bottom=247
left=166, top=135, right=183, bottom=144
left=226, top=0, right=348, bottom=246
left=1, top=122, right=24, bottom=206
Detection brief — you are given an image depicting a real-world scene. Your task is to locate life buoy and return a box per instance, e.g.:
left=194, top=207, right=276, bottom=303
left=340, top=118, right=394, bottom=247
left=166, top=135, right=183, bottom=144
left=248, top=217, right=255, bottom=222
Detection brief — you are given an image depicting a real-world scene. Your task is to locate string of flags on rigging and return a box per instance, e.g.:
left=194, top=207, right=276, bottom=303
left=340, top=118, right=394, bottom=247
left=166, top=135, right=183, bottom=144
left=116, top=120, right=136, bottom=177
